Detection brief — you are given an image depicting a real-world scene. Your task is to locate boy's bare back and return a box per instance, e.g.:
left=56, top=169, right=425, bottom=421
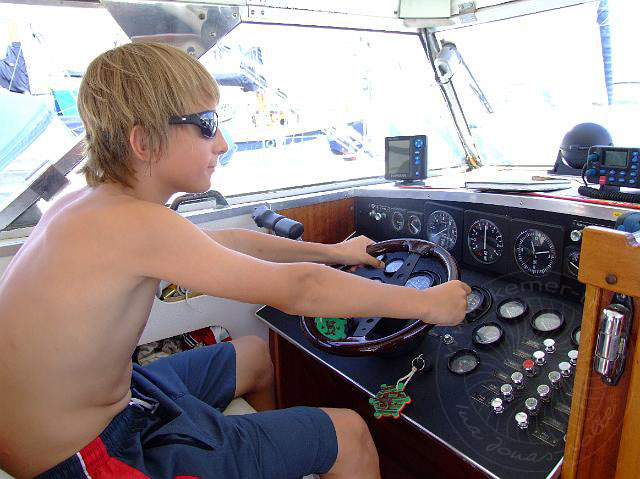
left=0, top=186, right=164, bottom=477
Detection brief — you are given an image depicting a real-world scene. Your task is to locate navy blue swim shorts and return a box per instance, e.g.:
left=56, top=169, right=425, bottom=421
left=36, top=342, right=338, bottom=479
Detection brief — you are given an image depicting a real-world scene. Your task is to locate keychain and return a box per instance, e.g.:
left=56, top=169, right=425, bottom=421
left=314, top=317, right=348, bottom=340
left=369, top=354, right=425, bottom=418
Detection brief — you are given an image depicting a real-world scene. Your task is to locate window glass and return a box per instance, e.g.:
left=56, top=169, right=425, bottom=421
left=0, top=4, right=128, bottom=214
left=201, top=24, right=464, bottom=197
left=436, top=2, right=639, bottom=166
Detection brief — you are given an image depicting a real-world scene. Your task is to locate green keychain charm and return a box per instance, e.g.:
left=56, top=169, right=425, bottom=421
left=370, top=354, right=425, bottom=419
left=314, top=317, right=348, bottom=340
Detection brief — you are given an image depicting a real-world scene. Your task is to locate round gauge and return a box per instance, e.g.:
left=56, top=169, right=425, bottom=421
left=572, top=327, right=581, bottom=347
left=496, top=298, right=529, bottom=321
left=567, top=250, right=580, bottom=278
left=472, top=322, right=504, bottom=346
left=531, top=309, right=565, bottom=333
left=408, top=214, right=422, bottom=236
left=448, top=349, right=480, bottom=375
left=384, top=259, right=404, bottom=275
left=514, top=229, right=557, bottom=276
left=427, top=210, right=458, bottom=251
left=405, top=273, right=435, bottom=290
left=391, top=211, right=405, bottom=232
left=465, top=286, right=492, bottom=323
left=467, top=219, right=504, bottom=265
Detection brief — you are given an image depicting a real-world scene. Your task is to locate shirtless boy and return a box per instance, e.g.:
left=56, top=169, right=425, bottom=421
left=0, top=43, right=470, bottom=479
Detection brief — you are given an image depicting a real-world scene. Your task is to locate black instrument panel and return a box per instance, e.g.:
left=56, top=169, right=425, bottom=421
left=356, top=197, right=613, bottom=299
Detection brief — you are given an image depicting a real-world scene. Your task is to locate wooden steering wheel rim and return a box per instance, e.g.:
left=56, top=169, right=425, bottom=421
left=300, top=238, right=459, bottom=356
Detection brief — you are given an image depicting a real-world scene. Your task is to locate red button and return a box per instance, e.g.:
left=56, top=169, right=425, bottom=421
left=523, top=359, right=535, bottom=371
left=599, top=176, right=607, bottom=185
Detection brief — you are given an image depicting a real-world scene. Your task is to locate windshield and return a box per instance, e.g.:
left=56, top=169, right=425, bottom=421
left=436, top=1, right=640, bottom=167
left=200, top=23, right=463, bottom=197
left=0, top=8, right=464, bottom=227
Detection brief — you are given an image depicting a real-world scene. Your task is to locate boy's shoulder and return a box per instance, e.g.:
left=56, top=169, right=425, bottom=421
left=43, top=187, right=184, bottom=247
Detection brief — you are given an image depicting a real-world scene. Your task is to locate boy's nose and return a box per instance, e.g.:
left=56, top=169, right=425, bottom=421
left=214, top=129, right=229, bottom=155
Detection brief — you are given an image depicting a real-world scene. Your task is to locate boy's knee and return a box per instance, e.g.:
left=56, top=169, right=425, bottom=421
left=326, top=408, right=374, bottom=448
left=243, top=335, right=273, bottom=383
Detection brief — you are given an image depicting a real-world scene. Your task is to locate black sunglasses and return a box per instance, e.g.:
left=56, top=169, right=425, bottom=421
left=168, top=110, right=218, bottom=138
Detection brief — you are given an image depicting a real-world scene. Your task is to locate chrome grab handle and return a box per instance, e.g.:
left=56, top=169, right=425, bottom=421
left=593, top=302, right=633, bottom=385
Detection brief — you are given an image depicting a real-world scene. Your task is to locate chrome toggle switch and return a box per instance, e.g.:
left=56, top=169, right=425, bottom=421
left=515, top=411, right=529, bottom=429
left=559, top=361, right=572, bottom=377
left=511, top=371, right=524, bottom=389
left=533, top=350, right=546, bottom=366
left=549, top=371, right=562, bottom=389
left=491, top=397, right=504, bottom=414
left=501, top=383, right=514, bottom=402
left=537, top=384, right=551, bottom=402
left=568, top=350, right=578, bottom=367
left=543, top=338, right=556, bottom=354
left=525, top=397, right=540, bottom=416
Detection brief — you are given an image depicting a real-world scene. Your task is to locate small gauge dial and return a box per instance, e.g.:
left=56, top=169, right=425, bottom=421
left=427, top=210, right=458, bottom=251
left=567, top=250, right=580, bottom=278
left=572, top=327, right=581, bottom=346
left=467, top=219, right=504, bottom=264
left=496, top=298, right=528, bottom=321
left=405, top=274, right=434, bottom=290
left=448, top=349, right=480, bottom=375
left=408, top=214, right=422, bottom=236
left=465, top=286, right=492, bottom=322
left=514, top=229, right=557, bottom=276
left=531, top=309, right=565, bottom=333
left=384, top=259, right=404, bottom=275
left=391, top=211, right=405, bottom=232
left=466, top=290, right=483, bottom=314
left=472, top=322, right=504, bottom=346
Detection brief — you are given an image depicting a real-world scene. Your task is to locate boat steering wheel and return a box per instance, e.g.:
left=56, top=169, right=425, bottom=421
left=301, top=238, right=459, bottom=356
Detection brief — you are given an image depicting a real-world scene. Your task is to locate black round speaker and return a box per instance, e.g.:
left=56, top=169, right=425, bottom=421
left=559, top=123, right=613, bottom=169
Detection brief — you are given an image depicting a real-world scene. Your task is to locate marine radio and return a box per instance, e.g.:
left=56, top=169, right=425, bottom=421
left=384, top=135, right=427, bottom=184
left=584, top=145, right=639, bottom=187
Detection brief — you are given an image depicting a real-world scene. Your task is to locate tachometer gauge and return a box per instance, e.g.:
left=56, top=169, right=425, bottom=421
left=391, top=211, right=405, bottom=232
left=405, top=273, right=435, bottom=290
left=427, top=210, right=457, bottom=251
left=514, top=229, right=557, bottom=276
left=531, top=309, right=564, bottom=333
left=448, top=349, right=480, bottom=375
left=472, top=322, right=504, bottom=346
left=384, top=259, right=404, bottom=275
left=467, top=219, right=504, bottom=264
left=496, top=298, right=529, bottom=321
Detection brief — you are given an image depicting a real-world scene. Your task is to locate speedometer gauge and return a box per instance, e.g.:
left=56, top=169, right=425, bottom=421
left=467, top=219, right=504, bottom=264
left=514, top=229, right=557, bottom=276
left=427, top=210, right=457, bottom=251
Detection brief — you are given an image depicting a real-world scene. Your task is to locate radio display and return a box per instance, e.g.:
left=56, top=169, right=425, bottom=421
left=603, top=150, right=628, bottom=167
left=387, top=140, right=411, bottom=175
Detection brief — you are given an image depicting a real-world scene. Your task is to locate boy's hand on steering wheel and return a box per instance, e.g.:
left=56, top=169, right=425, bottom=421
left=422, top=280, right=472, bottom=326
left=332, top=235, right=385, bottom=271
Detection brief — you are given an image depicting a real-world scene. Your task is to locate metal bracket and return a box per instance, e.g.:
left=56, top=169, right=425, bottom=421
left=458, top=2, right=477, bottom=23
left=593, top=294, right=634, bottom=386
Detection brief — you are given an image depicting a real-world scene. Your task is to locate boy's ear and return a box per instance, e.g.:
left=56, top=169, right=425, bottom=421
left=129, top=125, right=151, bottom=163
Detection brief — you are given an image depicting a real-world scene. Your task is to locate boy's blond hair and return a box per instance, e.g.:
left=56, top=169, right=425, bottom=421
left=77, top=42, right=219, bottom=187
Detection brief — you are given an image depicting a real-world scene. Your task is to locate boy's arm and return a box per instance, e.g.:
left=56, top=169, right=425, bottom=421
left=124, top=205, right=469, bottom=325
left=203, top=228, right=384, bottom=268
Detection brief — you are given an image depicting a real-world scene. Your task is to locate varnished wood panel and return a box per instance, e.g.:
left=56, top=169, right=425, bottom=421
left=278, top=198, right=355, bottom=244
left=615, top=298, right=640, bottom=479
left=578, top=226, right=640, bottom=298
left=563, top=226, right=640, bottom=479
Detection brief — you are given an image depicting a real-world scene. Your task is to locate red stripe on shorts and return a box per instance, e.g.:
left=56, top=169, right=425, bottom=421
left=79, top=437, right=149, bottom=478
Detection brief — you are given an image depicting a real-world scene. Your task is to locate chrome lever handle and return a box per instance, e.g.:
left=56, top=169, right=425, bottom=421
left=593, top=302, right=632, bottom=385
